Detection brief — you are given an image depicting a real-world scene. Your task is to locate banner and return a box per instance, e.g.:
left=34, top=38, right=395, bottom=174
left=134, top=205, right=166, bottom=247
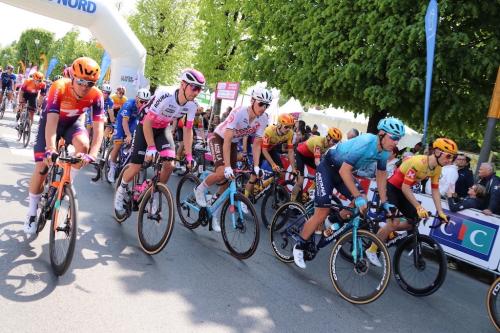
left=422, top=0, right=438, bottom=146
left=98, top=51, right=111, bottom=85
left=45, top=58, right=59, bottom=79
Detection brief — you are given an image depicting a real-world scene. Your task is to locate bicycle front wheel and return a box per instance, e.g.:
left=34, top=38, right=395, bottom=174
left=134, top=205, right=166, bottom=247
left=137, top=183, right=175, bottom=255
left=393, top=234, right=447, bottom=296
left=329, top=229, right=391, bottom=304
left=22, top=120, right=31, bottom=148
left=175, top=174, right=202, bottom=229
left=49, top=184, right=77, bottom=276
left=220, top=193, right=259, bottom=259
left=487, top=277, right=500, bottom=331
left=261, top=184, right=290, bottom=229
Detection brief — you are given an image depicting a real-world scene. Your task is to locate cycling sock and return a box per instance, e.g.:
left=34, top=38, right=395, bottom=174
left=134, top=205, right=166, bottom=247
left=197, top=181, right=208, bottom=192
left=28, top=192, right=41, bottom=216
left=109, top=160, right=116, bottom=168
left=367, top=243, right=378, bottom=253
left=120, top=179, right=129, bottom=190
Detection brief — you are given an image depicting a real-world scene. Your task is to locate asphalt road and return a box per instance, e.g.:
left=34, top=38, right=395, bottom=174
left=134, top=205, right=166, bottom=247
left=0, top=109, right=496, bottom=332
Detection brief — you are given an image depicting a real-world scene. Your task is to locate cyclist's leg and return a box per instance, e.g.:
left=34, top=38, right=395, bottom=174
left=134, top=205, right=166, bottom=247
left=26, top=93, right=37, bottom=124
left=158, top=127, right=175, bottom=183
left=291, top=149, right=306, bottom=201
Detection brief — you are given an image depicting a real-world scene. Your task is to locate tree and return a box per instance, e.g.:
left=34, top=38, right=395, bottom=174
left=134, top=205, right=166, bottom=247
left=17, top=28, right=54, bottom=68
left=240, top=0, right=500, bottom=138
left=0, top=42, right=19, bottom=70
left=128, top=0, right=199, bottom=90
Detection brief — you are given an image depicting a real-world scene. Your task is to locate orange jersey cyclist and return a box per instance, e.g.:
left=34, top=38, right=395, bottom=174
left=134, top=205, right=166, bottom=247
left=17, top=71, right=47, bottom=126
left=24, top=57, right=104, bottom=235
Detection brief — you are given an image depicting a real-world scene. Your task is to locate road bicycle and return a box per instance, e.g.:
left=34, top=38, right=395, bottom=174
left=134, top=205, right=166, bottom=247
left=16, top=103, right=31, bottom=148
left=176, top=170, right=260, bottom=259
left=113, top=154, right=175, bottom=255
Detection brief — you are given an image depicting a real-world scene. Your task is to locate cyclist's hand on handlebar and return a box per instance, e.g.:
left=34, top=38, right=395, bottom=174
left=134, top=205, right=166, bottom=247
left=354, top=195, right=368, bottom=214
left=224, top=166, right=235, bottom=180
left=145, top=146, right=157, bottom=162
left=271, top=163, right=281, bottom=172
left=438, top=211, right=449, bottom=223
left=253, top=166, right=261, bottom=177
left=381, top=201, right=395, bottom=216
left=416, top=205, right=429, bottom=219
left=124, top=134, right=132, bottom=145
left=77, top=152, right=96, bottom=167
left=43, top=148, right=57, bottom=167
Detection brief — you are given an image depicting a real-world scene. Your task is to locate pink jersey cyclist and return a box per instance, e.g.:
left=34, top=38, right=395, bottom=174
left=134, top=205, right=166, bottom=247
left=213, top=106, right=268, bottom=143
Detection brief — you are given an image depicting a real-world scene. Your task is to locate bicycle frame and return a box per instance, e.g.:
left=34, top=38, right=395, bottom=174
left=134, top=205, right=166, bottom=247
left=50, top=158, right=73, bottom=231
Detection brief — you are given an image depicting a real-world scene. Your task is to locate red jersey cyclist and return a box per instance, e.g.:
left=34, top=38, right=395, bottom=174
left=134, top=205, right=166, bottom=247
left=16, top=71, right=47, bottom=128
left=24, top=57, right=104, bottom=235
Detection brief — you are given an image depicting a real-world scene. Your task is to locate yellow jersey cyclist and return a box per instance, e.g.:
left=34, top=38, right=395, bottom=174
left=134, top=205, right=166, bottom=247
left=109, top=86, right=127, bottom=124
left=24, top=57, right=104, bottom=235
left=114, top=69, right=205, bottom=214
left=244, top=113, right=296, bottom=197
left=106, top=88, right=151, bottom=183
left=290, top=128, right=342, bottom=202
left=365, top=138, right=457, bottom=266
left=293, top=117, right=405, bottom=269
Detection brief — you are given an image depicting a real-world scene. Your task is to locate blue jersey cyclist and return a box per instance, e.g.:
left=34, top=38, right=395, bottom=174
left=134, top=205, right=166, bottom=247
left=293, top=117, right=406, bottom=269
left=1, top=65, right=16, bottom=109
left=107, top=88, right=151, bottom=182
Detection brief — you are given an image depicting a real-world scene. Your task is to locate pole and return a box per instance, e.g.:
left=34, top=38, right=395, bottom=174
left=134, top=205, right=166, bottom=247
left=475, top=66, right=500, bottom=176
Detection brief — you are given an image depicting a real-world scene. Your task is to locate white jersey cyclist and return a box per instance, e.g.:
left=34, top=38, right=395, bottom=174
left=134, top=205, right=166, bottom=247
left=214, top=105, right=268, bottom=142
left=142, top=86, right=198, bottom=129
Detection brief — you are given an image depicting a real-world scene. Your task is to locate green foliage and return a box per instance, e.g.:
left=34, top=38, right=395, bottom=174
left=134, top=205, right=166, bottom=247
left=240, top=0, right=500, bottom=140
left=16, top=28, right=54, bottom=67
left=128, top=0, right=199, bottom=89
left=0, top=42, right=18, bottom=70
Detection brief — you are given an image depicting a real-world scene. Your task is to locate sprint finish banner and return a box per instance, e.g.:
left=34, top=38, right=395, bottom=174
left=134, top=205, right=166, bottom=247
left=422, top=0, right=438, bottom=146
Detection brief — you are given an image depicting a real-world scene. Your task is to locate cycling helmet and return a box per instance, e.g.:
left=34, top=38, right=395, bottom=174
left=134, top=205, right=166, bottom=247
left=377, top=117, right=405, bottom=137
left=180, top=68, right=206, bottom=87
left=116, top=85, right=126, bottom=94
left=327, top=127, right=342, bottom=141
left=32, top=71, right=44, bottom=81
left=6, top=64, right=14, bottom=70
left=136, top=88, right=151, bottom=101
left=71, top=57, right=100, bottom=81
left=433, top=138, right=458, bottom=155
left=278, top=113, right=295, bottom=126
left=101, top=83, right=112, bottom=93
left=251, top=87, right=272, bottom=104
left=63, top=67, right=72, bottom=78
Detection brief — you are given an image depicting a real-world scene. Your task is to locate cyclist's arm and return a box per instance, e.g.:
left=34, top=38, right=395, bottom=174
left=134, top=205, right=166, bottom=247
left=122, top=117, right=132, bottom=137
left=223, top=129, right=234, bottom=168
left=253, top=137, right=263, bottom=169
left=17, top=89, right=24, bottom=103
left=339, top=162, right=362, bottom=198
left=431, top=187, right=445, bottom=215
left=45, top=113, right=59, bottom=151
left=375, top=169, right=388, bottom=203
left=261, top=138, right=274, bottom=167
left=401, top=183, right=420, bottom=208
left=108, top=107, right=116, bottom=123
left=183, top=124, right=194, bottom=159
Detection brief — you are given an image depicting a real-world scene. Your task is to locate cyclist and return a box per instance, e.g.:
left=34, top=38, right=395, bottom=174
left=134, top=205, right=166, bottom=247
left=24, top=57, right=104, bottom=235
left=100, top=83, right=115, bottom=136
left=244, top=113, right=296, bottom=198
left=193, top=87, right=272, bottom=232
left=365, top=138, right=456, bottom=266
left=293, top=117, right=405, bottom=269
left=0, top=64, right=16, bottom=110
left=109, top=86, right=127, bottom=124
left=114, top=69, right=205, bottom=214
left=17, top=71, right=47, bottom=127
left=107, top=88, right=151, bottom=183
left=290, top=128, right=343, bottom=202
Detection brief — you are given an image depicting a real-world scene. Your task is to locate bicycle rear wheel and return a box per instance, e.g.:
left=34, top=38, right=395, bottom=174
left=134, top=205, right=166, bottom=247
left=49, top=184, right=77, bottom=276
left=329, top=229, right=391, bottom=304
left=22, top=120, right=31, bottom=147
left=175, top=174, right=202, bottom=229
left=393, top=234, right=447, bottom=296
left=261, top=184, right=290, bottom=229
left=220, top=193, right=259, bottom=259
left=269, top=202, right=307, bottom=263
left=137, top=183, right=175, bottom=254
left=487, top=277, right=500, bottom=331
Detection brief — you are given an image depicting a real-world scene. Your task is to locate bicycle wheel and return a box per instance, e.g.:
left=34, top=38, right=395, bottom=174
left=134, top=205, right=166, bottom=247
left=220, top=193, right=259, bottom=259
left=0, top=103, right=5, bottom=119
left=175, top=174, right=202, bottom=229
left=113, top=164, right=133, bottom=223
left=487, top=277, right=500, bottom=331
left=329, top=229, right=391, bottom=304
left=17, top=115, right=24, bottom=141
left=269, top=202, right=307, bottom=263
left=261, top=184, right=290, bottom=229
left=137, top=183, right=175, bottom=254
left=22, top=120, right=31, bottom=148
left=393, top=234, right=447, bottom=296
left=103, top=145, right=114, bottom=183
left=235, top=172, right=250, bottom=192
left=49, top=184, right=77, bottom=276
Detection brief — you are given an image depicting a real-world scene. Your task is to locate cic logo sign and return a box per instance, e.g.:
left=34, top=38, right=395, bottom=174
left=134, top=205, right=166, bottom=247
left=430, top=211, right=498, bottom=261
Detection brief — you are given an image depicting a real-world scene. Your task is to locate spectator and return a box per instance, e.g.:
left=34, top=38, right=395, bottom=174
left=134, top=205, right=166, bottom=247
left=220, top=106, right=232, bottom=122
left=311, top=124, right=320, bottom=136
left=386, top=146, right=400, bottom=178
left=203, top=108, right=211, bottom=130
left=446, top=184, right=486, bottom=212
left=304, top=125, right=312, bottom=140
left=425, top=163, right=458, bottom=197
left=477, top=162, right=500, bottom=215
left=293, top=120, right=307, bottom=145
left=454, top=154, right=474, bottom=199
left=411, top=141, right=423, bottom=154
left=346, top=128, right=360, bottom=140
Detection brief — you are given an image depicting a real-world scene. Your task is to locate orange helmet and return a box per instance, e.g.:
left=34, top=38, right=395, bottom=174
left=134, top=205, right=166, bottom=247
left=278, top=113, right=295, bottom=127
left=327, top=127, right=342, bottom=141
left=32, top=71, right=44, bottom=81
left=71, top=57, right=100, bottom=82
left=433, top=138, right=458, bottom=155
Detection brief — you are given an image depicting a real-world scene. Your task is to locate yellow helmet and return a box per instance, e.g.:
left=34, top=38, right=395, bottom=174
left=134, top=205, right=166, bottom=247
left=327, top=127, right=342, bottom=141
left=278, top=113, right=295, bottom=126
left=433, top=138, right=458, bottom=155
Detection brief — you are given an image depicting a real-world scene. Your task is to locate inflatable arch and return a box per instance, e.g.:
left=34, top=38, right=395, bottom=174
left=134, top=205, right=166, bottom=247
left=0, top=0, right=146, bottom=97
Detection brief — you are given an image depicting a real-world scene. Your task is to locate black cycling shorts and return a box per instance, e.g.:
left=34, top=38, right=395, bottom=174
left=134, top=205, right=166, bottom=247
left=130, top=124, right=173, bottom=164
left=387, top=182, right=419, bottom=223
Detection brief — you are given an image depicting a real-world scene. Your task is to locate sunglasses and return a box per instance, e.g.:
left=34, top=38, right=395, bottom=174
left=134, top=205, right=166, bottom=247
left=138, top=99, right=148, bottom=105
left=283, top=125, right=292, bottom=130
left=388, top=134, right=401, bottom=141
left=35, top=79, right=42, bottom=83
left=75, top=78, right=95, bottom=88
left=442, top=153, right=456, bottom=160
left=258, top=102, right=270, bottom=109
left=188, top=83, right=203, bottom=92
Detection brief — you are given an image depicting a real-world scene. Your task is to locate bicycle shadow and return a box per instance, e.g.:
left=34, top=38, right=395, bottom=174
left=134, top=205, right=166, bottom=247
left=0, top=177, right=31, bottom=207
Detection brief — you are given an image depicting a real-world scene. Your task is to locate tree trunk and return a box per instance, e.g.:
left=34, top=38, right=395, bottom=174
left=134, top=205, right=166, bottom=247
left=366, top=109, right=387, bottom=134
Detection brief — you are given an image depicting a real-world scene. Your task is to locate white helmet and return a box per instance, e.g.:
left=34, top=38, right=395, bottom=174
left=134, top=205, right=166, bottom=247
left=251, top=87, right=272, bottom=104
left=101, top=84, right=112, bottom=93
left=137, top=88, right=151, bottom=101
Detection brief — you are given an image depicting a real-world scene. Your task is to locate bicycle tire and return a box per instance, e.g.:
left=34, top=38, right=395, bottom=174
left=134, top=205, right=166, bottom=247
left=103, top=145, right=114, bottom=184
left=0, top=103, right=4, bottom=119
left=113, top=164, right=133, bottom=223
left=22, top=120, right=31, bottom=148
left=49, top=184, right=77, bottom=276
left=269, top=201, right=307, bottom=263
left=17, top=114, right=24, bottom=141
left=261, top=184, right=290, bottom=229
left=487, top=277, right=500, bottom=331
left=393, top=234, right=447, bottom=297
left=220, top=193, right=259, bottom=259
left=137, top=183, right=175, bottom=255
left=175, top=173, right=202, bottom=229
left=329, top=229, right=391, bottom=304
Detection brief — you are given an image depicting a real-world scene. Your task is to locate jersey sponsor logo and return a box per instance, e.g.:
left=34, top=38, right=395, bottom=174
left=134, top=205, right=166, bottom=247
left=406, top=168, right=416, bottom=180
left=430, top=211, right=498, bottom=261
left=61, top=108, right=83, bottom=118
left=153, top=93, right=170, bottom=108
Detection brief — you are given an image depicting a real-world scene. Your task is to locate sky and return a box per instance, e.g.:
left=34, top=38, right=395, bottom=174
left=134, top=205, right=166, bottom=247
left=0, top=1, right=137, bottom=47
